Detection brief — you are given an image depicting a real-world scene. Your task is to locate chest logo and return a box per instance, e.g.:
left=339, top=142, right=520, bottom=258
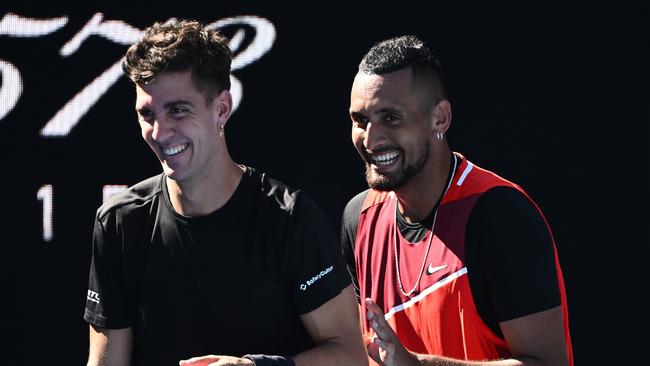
left=426, top=264, right=448, bottom=276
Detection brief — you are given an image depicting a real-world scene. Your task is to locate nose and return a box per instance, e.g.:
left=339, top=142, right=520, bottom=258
left=363, top=122, right=384, bottom=151
left=151, top=116, right=174, bottom=142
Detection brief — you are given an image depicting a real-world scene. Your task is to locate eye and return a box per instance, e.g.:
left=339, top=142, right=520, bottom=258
left=351, top=113, right=369, bottom=129
left=169, top=106, right=189, bottom=115
left=384, top=113, right=401, bottom=126
left=137, top=108, right=154, bottom=123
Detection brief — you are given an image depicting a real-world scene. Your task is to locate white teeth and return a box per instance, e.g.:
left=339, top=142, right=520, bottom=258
left=162, top=143, right=188, bottom=156
left=372, top=151, right=399, bottom=166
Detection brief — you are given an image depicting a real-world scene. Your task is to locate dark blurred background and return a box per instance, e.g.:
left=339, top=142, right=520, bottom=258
left=1, top=1, right=647, bottom=364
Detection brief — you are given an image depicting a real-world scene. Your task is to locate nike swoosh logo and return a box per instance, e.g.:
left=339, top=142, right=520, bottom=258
left=426, top=264, right=448, bottom=275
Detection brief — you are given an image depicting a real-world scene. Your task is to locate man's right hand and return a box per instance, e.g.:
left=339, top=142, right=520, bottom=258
left=365, top=298, right=419, bottom=366
left=179, top=355, right=255, bottom=366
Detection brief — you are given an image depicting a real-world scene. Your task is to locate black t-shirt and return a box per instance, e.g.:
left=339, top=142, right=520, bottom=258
left=341, top=186, right=560, bottom=337
left=85, top=167, right=350, bottom=365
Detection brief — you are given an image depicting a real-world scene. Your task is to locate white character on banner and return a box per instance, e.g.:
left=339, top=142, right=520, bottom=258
left=0, top=13, right=276, bottom=137
left=0, top=13, right=68, bottom=121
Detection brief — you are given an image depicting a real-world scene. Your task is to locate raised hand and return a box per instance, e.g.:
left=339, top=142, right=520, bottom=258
left=365, top=298, right=418, bottom=366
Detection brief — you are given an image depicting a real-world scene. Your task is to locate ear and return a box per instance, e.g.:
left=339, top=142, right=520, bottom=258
left=212, top=89, right=233, bottom=127
left=431, top=99, right=452, bottom=134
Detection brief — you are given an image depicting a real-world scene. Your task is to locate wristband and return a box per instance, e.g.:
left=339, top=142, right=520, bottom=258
left=242, top=354, right=295, bottom=366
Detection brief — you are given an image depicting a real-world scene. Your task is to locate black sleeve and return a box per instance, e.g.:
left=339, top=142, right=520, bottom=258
left=287, top=193, right=351, bottom=315
left=84, top=211, right=132, bottom=329
left=340, top=190, right=368, bottom=302
left=466, top=186, right=561, bottom=324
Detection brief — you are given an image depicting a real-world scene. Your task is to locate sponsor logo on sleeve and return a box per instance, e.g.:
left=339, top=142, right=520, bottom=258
left=299, top=265, right=333, bottom=291
left=87, top=289, right=101, bottom=304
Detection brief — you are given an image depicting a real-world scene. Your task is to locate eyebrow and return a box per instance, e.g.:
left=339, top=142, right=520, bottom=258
left=376, top=106, right=402, bottom=115
left=163, top=100, right=193, bottom=109
left=350, top=106, right=402, bottom=117
left=135, top=100, right=193, bottom=113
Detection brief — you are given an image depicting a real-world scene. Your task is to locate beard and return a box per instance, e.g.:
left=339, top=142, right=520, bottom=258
left=365, top=140, right=430, bottom=191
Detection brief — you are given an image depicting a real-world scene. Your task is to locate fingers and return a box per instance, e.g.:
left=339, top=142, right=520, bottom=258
left=373, top=335, right=399, bottom=366
left=363, top=299, right=415, bottom=366
left=365, top=298, right=383, bottom=316
left=179, top=355, right=220, bottom=366
left=365, top=297, right=384, bottom=322
left=367, top=335, right=382, bottom=363
left=365, top=298, right=396, bottom=342
left=370, top=315, right=394, bottom=342
left=180, top=355, right=254, bottom=366
left=373, top=336, right=395, bottom=354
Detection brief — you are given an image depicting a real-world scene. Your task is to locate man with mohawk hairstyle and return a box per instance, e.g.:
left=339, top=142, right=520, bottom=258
left=342, top=35, right=573, bottom=366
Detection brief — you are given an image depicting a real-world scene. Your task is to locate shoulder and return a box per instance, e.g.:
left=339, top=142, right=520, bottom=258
left=96, top=174, right=163, bottom=222
left=467, top=185, right=553, bottom=257
left=244, top=166, right=306, bottom=215
left=472, top=185, right=542, bottom=221
left=340, top=189, right=370, bottom=252
left=342, top=189, right=369, bottom=226
left=450, top=153, right=521, bottom=195
left=476, top=185, right=534, bottom=207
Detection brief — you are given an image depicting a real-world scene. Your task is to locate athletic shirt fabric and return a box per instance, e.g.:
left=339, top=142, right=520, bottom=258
left=341, top=153, right=573, bottom=363
left=84, top=166, right=350, bottom=365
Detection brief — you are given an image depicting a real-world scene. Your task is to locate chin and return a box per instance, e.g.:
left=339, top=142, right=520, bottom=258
left=369, top=181, right=400, bottom=191
left=367, top=174, right=400, bottom=191
left=365, top=166, right=400, bottom=191
left=162, top=165, right=182, bottom=181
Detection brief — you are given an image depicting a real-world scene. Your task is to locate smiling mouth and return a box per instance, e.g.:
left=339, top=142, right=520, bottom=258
left=161, top=143, right=189, bottom=157
left=368, top=150, right=400, bottom=167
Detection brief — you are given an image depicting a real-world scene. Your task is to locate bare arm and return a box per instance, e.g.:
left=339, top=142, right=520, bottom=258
left=180, top=285, right=368, bottom=366
left=496, top=306, right=569, bottom=366
left=87, top=325, right=133, bottom=366
left=293, top=284, right=369, bottom=366
left=367, top=299, right=569, bottom=366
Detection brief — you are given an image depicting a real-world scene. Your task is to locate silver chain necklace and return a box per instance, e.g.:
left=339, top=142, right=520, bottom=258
left=393, top=154, right=458, bottom=297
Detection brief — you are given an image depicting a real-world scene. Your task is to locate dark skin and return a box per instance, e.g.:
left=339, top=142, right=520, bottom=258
left=349, top=67, right=570, bottom=366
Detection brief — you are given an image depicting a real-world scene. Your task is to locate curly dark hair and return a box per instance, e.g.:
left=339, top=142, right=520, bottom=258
left=122, top=18, right=232, bottom=102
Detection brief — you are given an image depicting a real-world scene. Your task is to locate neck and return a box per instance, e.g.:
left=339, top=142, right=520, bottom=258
left=395, top=147, right=453, bottom=223
left=167, top=156, right=245, bottom=217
